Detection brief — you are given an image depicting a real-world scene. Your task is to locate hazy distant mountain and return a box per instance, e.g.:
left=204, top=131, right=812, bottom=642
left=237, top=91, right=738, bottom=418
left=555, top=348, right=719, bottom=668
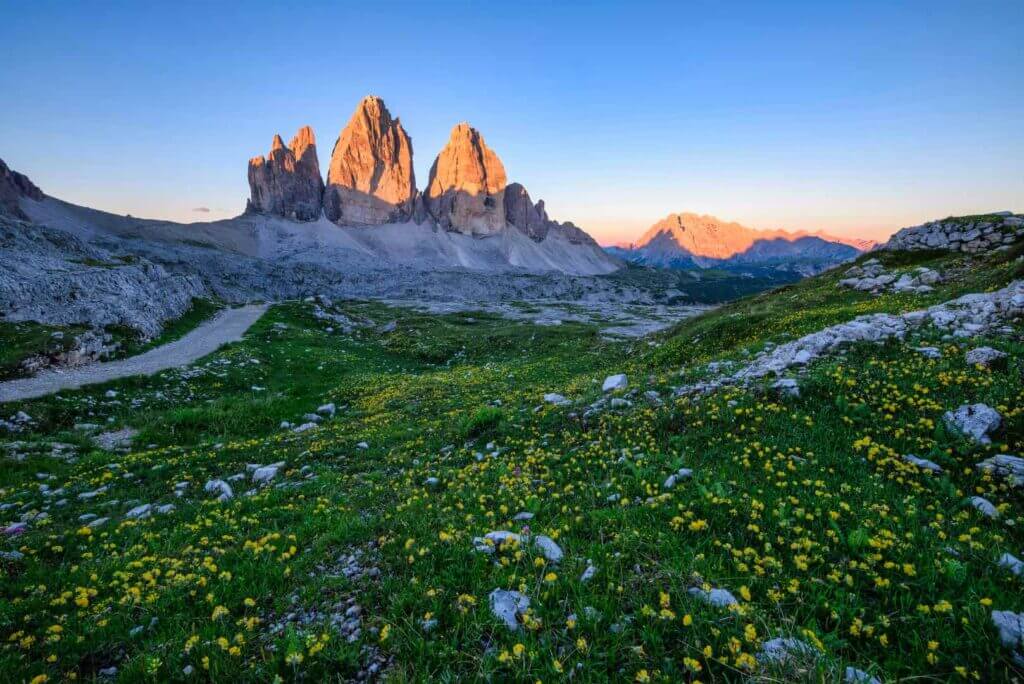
left=609, top=213, right=873, bottom=276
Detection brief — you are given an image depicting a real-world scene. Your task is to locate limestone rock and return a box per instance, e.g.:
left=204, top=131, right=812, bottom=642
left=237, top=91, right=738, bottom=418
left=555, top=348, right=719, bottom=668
left=324, top=96, right=416, bottom=226
left=504, top=181, right=601, bottom=246
left=247, top=126, right=324, bottom=221
left=426, top=123, right=507, bottom=236
left=504, top=182, right=550, bottom=241
left=944, top=403, right=1001, bottom=444
left=0, top=158, right=44, bottom=220
left=884, top=213, right=1024, bottom=253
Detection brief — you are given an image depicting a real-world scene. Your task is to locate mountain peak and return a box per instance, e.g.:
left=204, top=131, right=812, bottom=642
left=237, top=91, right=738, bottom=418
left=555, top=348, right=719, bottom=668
left=627, top=212, right=865, bottom=274
left=425, top=123, right=507, bottom=236
left=324, top=95, right=416, bottom=226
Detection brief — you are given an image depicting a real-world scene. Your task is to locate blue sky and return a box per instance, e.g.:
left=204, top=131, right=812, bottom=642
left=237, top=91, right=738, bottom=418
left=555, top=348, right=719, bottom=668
left=1, top=0, right=1021, bottom=243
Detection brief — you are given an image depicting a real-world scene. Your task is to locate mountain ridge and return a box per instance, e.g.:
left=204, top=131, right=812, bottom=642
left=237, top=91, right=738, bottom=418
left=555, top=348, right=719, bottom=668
left=615, top=212, right=873, bottom=275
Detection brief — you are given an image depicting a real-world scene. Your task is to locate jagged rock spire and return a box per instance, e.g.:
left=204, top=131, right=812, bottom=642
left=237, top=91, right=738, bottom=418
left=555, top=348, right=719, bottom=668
left=324, top=95, right=416, bottom=226
left=247, top=125, right=324, bottom=221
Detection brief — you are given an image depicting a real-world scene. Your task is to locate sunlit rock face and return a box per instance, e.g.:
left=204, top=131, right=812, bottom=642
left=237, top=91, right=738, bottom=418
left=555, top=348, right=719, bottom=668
left=247, top=126, right=324, bottom=221
left=324, top=96, right=416, bottom=226
left=426, top=123, right=507, bottom=236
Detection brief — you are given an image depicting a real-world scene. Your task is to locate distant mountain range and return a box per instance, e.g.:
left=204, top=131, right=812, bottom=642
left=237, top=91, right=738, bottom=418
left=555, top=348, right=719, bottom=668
left=607, top=213, right=876, bottom=276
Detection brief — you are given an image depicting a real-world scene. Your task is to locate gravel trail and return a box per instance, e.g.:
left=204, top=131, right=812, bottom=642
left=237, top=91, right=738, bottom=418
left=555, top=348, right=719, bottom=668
left=0, top=304, right=268, bottom=403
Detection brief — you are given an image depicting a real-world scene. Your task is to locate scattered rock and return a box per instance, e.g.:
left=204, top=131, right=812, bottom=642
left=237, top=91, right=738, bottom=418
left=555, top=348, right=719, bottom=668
left=998, top=553, right=1023, bottom=577
left=976, top=454, right=1024, bottom=487
left=991, top=610, right=1024, bottom=648
left=533, top=535, right=564, bottom=563
left=125, top=504, right=152, bottom=520
left=902, top=454, right=943, bottom=474
left=687, top=586, right=737, bottom=608
left=543, top=393, right=570, bottom=406
left=489, top=589, right=530, bottom=631
left=944, top=403, right=1001, bottom=444
left=969, top=496, right=999, bottom=519
left=757, top=637, right=817, bottom=664
left=252, top=462, right=285, bottom=485
left=772, top=378, right=800, bottom=398
left=966, top=346, right=1007, bottom=369
left=844, top=666, right=881, bottom=684
left=602, top=374, right=627, bottom=392
left=204, top=479, right=234, bottom=502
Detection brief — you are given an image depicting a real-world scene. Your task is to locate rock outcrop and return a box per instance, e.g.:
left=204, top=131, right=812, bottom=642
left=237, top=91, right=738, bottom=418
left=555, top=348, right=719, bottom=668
left=324, top=96, right=416, bottom=226
left=884, top=212, right=1023, bottom=253
left=247, top=126, right=324, bottom=221
left=426, top=123, right=507, bottom=236
left=504, top=182, right=549, bottom=241
left=0, top=158, right=44, bottom=220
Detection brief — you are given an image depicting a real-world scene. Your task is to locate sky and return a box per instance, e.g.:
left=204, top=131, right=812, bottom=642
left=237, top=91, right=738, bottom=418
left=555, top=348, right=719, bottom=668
left=1, top=1, right=1022, bottom=245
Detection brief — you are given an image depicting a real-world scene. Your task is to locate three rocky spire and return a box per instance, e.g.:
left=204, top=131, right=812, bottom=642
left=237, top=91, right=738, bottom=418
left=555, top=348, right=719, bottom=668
left=246, top=95, right=584, bottom=242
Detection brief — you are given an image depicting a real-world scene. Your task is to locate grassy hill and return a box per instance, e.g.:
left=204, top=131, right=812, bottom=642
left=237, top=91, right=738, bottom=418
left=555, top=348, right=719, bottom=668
left=0, top=237, right=1021, bottom=681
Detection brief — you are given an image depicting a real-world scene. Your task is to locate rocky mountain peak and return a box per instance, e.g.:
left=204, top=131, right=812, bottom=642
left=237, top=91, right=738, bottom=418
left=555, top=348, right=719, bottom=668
left=0, top=157, right=45, bottom=220
left=324, top=95, right=416, bottom=226
left=426, top=123, right=508, bottom=236
left=246, top=126, right=324, bottom=222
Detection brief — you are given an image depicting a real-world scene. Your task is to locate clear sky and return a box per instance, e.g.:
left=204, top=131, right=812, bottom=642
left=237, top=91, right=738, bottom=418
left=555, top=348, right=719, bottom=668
left=2, top=1, right=1022, bottom=245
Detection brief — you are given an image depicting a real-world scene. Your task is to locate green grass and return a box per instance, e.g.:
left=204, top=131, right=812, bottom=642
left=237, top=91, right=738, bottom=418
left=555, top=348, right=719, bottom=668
left=0, top=242, right=1021, bottom=682
left=0, top=321, right=90, bottom=381
left=0, top=298, right=222, bottom=381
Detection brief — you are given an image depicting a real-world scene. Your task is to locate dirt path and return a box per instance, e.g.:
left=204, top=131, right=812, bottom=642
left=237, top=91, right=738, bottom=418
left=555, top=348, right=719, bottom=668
left=0, top=304, right=269, bottom=403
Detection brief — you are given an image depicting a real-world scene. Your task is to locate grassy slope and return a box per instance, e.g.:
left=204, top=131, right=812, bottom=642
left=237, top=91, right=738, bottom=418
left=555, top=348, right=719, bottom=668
left=0, top=245, right=1021, bottom=682
left=0, top=298, right=222, bottom=381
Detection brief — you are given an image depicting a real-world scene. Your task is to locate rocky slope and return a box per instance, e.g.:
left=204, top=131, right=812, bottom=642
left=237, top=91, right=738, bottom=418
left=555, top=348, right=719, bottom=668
left=612, top=212, right=866, bottom=275
left=246, top=127, right=323, bottom=221
left=323, top=96, right=417, bottom=226
left=883, top=212, right=1023, bottom=253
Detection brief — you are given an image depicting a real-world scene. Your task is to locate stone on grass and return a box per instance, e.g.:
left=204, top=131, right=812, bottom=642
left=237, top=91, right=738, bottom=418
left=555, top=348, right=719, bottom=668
left=125, top=504, right=152, bottom=520
left=293, top=422, right=318, bottom=433
left=580, top=563, right=597, bottom=583
left=757, top=637, right=817, bottom=664
left=317, top=403, right=336, bottom=416
left=976, top=454, right=1024, bottom=487
left=663, top=468, right=694, bottom=489
left=902, top=454, right=942, bottom=473
left=472, top=531, right=521, bottom=554
left=543, top=393, right=570, bottom=405
left=998, top=553, right=1023, bottom=577
left=0, top=550, right=24, bottom=561
left=252, top=462, right=285, bottom=485
left=943, top=404, right=1001, bottom=444
left=512, top=511, right=533, bottom=521
left=533, top=535, right=563, bottom=563
left=991, top=610, right=1024, bottom=648
left=965, top=347, right=1007, bottom=368
left=688, top=586, right=737, bottom=608
left=204, top=479, right=234, bottom=502
left=969, top=496, right=999, bottom=519
left=772, top=378, right=800, bottom=398
left=844, top=666, right=881, bottom=684
left=914, top=346, right=942, bottom=359
left=4, top=522, right=28, bottom=536
left=602, top=374, right=627, bottom=392
left=489, top=589, right=530, bottom=631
